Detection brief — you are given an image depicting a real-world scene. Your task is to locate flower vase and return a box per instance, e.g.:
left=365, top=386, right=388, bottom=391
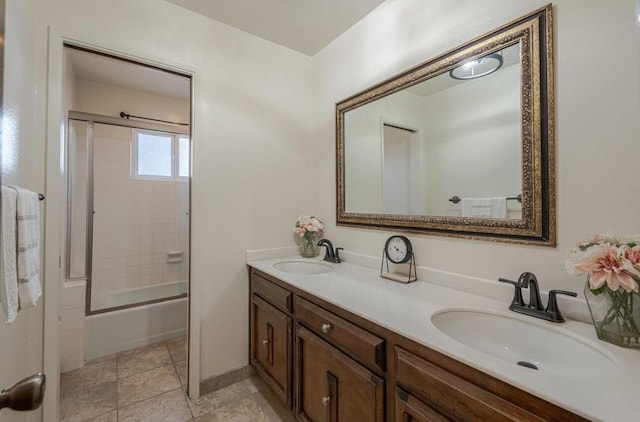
left=585, top=278, right=640, bottom=348
left=297, top=233, right=321, bottom=258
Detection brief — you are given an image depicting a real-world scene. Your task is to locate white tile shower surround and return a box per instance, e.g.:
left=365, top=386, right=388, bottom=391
left=90, top=123, right=189, bottom=301
left=60, top=281, right=87, bottom=372
left=59, top=336, right=293, bottom=422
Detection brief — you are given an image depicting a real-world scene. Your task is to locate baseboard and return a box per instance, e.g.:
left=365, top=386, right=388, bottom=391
left=200, top=365, right=255, bottom=396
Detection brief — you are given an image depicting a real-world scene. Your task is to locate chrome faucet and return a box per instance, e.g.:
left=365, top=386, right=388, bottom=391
left=499, top=272, right=577, bottom=323
left=317, top=239, right=343, bottom=263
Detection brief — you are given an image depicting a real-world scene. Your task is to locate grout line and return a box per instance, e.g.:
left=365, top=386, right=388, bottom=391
left=117, top=387, right=187, bottom=417
left=116, top=341, right=175, bottom=416
left=116, top=342, right=173, bottom=380
left=117, top=365, right=181, bottom=408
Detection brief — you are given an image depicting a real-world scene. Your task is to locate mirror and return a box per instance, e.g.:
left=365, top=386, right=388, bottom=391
left=336, top=5, right=555, bottom=246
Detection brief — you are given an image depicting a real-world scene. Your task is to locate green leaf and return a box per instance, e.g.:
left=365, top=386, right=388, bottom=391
left=590, top=286, right=606, bottom=296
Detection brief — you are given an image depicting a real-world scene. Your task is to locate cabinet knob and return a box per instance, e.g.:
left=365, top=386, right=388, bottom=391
left=321, top=396, right=331, bottom=406
left=262, top=339, right=269, bottom=346
left=321, top=323, right=332, bottom=333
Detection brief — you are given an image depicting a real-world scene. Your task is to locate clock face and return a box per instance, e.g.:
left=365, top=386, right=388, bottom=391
left=385, top=235, right=412, bottom=264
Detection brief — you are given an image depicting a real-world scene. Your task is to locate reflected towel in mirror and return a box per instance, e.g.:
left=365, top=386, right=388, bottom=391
left=461, top=197, right=507, bottom=218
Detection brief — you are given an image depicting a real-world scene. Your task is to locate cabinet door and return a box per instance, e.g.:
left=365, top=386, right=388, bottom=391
left=296, top=326, right=384, bottom=422
left=251, top=294, right=292, bottom=407
left=395, top=387, right=449, bottom=422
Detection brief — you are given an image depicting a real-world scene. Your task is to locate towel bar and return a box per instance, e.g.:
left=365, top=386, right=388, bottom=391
left=449, top=194, right=521, bottom=204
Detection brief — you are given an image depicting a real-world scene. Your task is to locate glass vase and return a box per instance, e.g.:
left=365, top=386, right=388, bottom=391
left=297, top=232, right=321, bottom=258
left=584, top=278, right=640, bottom=348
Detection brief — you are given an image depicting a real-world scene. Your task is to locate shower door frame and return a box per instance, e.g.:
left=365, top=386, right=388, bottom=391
left=67, top=112, right=191, bottom=317
left=66, top=118, right=94, bottom=288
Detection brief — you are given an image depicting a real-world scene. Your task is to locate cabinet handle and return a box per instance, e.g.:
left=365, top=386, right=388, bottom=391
left=262, top=339, right=269, bottom=346
left=321, top=396, right=331, bottom=407
left=321, top=323, right=332, bottom=333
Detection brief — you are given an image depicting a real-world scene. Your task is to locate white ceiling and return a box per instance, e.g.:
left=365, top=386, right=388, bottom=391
left=66, top=47, right=191, bottom=100
left=65, top=1, right=387, bottom=98
left=406, top=43, right=522, bottom=98
left=165, top=0, right=387, bottom=56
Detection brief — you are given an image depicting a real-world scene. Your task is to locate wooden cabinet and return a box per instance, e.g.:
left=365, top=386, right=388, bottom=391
left=248, top=268, right=588, bottom=422
left=395, top=347, right=544, bottom=422
left=296, top=326, right=384, bottom=422
left=395, top=387, right=448, bottom=422
left=250, top=279, right=292, bottom=408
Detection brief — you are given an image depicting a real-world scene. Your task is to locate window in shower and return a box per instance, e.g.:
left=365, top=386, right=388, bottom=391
left=133, top=130, right=190, bottom=179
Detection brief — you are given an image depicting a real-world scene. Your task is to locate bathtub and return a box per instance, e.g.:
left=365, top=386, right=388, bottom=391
left=85, top=281, right=188, bottom=360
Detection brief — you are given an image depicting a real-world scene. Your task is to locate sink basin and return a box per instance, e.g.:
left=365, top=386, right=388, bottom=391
left=272, top=260, right=334, bottom=275
left=431, top=310, right=618, bottom=378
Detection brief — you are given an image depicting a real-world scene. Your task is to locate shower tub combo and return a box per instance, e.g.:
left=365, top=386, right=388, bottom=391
left=85, top=280, right=188, bottom=360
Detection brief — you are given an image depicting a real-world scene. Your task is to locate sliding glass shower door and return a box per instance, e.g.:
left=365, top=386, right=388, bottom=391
left=66, top=119, right=190, bottom=314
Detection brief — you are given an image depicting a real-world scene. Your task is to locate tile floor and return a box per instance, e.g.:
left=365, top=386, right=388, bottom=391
left=60, top=337, right=295, bottom=422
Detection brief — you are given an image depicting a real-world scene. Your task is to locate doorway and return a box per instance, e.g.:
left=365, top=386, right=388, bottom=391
left=58, top=45, right=192, bottom=421
left=382, top=123, right=420, bottom=214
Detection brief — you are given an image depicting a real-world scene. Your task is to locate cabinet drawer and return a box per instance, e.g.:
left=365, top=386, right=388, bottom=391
left=296, top=296, right=385, bottom=373
left=395, top=347, right=544, bottom=422
left=251, top=271, right=292, bottom=313
left=395, top=386, right=449, bottom=422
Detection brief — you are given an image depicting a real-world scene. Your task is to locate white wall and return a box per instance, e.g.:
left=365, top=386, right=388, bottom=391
left=33, top=0, right=314, bottom=385
left=344, top=90, right=425, bottom=213
left=312, top=0, right=640, bottom=293
left=63, top=48, right=76, bottom=116
left=422, top=64, right=522, bottom=217
left=74, top=79, right=190, bottom=124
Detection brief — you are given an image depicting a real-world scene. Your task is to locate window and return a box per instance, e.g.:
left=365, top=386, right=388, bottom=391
left=178, top=135, right=190, bottom=178
left=133, top=130, right=190, bottom=179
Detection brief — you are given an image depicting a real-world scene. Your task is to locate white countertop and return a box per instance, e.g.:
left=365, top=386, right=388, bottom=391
left=248, top=253, right=640, bottom=422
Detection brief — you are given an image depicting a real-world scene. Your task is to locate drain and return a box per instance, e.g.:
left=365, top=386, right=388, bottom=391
left=517, top=361, right=538, bottom=370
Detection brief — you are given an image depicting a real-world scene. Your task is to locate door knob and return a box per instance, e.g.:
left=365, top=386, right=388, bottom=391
left=321, top=396, right=331, bottom=406
left=321, top=323, right=332, bottom=333
left=262, top=339, right=269, bottom=346
left=0, top=373, right=46, bottom=411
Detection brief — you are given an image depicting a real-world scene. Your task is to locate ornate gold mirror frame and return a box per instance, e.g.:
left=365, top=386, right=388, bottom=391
left=336, top=5, right=555, bottom=246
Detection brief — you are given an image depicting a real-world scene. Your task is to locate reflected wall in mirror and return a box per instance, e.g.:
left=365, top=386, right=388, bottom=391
left=337, top=5, right=555, bottom=245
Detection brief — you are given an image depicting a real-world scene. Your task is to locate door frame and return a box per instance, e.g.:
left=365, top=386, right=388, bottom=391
left=43, top=28, right=201, bottom=421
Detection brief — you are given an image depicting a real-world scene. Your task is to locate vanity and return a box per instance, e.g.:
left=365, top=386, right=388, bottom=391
left=247, top=5, right=639, bottom=421
left=247, top=256, right=638, bottom=422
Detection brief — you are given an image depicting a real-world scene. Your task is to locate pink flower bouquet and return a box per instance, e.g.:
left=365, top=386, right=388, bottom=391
left=565, top=234, right=640, bottom=293
left=293, top=216, right=324, bottom=258
left=566, top=234, right=640, bottom=347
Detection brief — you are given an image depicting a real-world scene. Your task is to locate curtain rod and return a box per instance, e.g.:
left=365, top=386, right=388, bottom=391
left=120, top=112, right=189, bottom=127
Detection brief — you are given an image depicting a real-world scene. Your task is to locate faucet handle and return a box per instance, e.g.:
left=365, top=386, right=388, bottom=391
left=498, top=278, right=525, bottom=307
left=545, top=290, right=577, bottom=322
left=335, top=248, right=343, bottom=263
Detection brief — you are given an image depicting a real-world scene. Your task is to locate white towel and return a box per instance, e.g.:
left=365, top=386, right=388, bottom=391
left=490, top=197, right=507, bottom=218
left=1, top=186, right=19, bottom=323
left=461, top=197, right=507, bottom=218
left=12, top=186, right=42, bottom=309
